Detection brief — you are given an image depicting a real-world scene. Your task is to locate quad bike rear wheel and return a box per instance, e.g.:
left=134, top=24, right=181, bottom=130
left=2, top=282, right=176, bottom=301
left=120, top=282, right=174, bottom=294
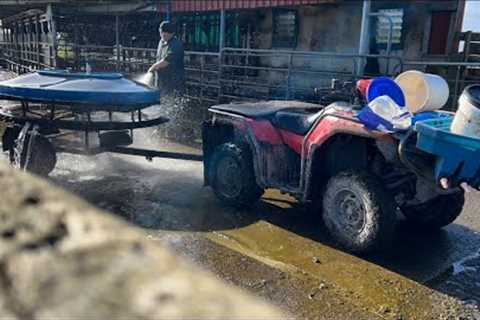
left=400, top=192, right=465, bottom=230
left=10, top=132, right=57, bottom=176
left=322, top=171, right=397, bottom=253
left=210, top=142, right=263, bottom=208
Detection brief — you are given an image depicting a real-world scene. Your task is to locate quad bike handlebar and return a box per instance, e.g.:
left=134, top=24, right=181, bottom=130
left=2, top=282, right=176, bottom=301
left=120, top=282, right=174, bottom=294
left=314, top=79, right=364, bottom=106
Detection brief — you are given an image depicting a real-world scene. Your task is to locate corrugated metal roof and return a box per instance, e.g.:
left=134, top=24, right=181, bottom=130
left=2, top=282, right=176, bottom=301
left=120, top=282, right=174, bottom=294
left=158, top=0, right=337, bottom=12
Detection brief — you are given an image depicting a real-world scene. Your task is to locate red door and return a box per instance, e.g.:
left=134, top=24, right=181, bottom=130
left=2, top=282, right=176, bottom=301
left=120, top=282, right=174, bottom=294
left=428, top=11, right=452, bottom=55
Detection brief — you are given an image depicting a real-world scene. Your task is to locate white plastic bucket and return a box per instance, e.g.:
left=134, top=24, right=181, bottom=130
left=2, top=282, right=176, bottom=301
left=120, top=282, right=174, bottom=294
left=395, top=70, right=449, bottom=114
left=451, top=85, right=480, bottom=138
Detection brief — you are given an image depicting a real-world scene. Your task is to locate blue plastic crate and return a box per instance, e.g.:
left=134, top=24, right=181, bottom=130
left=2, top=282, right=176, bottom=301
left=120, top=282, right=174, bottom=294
left=414, top=115, right=480, bottom=188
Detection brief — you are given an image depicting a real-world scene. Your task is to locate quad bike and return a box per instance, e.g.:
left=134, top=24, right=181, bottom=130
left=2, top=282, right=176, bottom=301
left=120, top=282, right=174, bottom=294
left=202, top=96, right=465, bottom=253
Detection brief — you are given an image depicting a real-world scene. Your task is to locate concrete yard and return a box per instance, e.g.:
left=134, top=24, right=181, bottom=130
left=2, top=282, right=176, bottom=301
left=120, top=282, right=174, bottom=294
left=1, top=68, right=480, bottom=319
left=1, top=0, right=480, bottom=316
left=21, top=141, right=480, bottom=320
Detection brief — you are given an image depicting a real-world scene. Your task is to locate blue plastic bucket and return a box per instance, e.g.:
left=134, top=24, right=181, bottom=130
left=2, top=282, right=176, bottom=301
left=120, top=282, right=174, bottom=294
left=411, top=111, right=447, bottom=125
left=357, top=106, right=395, bottom=132
left=367, top=77, right=406, bottom=107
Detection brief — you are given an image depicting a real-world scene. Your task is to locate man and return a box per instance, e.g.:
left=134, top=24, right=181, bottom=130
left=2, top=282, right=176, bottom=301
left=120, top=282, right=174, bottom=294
left=148, top=21, right=185, bottom=97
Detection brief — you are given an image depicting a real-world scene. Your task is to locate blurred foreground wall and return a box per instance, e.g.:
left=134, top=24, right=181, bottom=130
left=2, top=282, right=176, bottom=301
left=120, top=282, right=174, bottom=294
left=0, top=162, right=283, bottom=319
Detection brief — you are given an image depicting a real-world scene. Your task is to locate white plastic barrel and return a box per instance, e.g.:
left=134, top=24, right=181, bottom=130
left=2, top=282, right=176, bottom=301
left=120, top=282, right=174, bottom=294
left=395, top=70, right=449, bottom=114
left=451, top=85, right=480, bottom=138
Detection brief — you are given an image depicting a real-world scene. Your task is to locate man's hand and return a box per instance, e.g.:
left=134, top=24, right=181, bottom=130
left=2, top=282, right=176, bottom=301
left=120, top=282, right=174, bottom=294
left=148, top=60, right=169, bottom=73
left=147, top=63, right=158, bottom=73
left=461, top=182, right=480, bottom=193
left=440, top=178, right=479, bottom=193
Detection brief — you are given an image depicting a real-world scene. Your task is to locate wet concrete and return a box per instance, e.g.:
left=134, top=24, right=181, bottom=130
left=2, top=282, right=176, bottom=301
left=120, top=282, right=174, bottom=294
left=45, top=151, right=380, bottom=319
left=15, top=145, right=476, bottom=319
left=2, top=68, right=480, bottom=318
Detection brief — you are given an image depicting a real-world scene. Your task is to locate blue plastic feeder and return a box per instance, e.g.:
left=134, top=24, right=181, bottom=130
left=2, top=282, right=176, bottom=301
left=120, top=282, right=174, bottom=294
left=415, top=116, right=480, bottom=188
left=0, top=69, right=161, bottom=111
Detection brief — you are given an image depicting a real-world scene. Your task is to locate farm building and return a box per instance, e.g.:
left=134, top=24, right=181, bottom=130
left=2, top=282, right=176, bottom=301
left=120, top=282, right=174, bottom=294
left=0, top=0, right=475, bottom=106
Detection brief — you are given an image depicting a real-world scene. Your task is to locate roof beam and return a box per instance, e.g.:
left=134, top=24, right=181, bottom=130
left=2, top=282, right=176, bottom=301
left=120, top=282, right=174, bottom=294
left=68, top=2, right=158, bottom=15
left=0, top=0, right=132, bottom=4
left=0, top=1, right=164, bottom=19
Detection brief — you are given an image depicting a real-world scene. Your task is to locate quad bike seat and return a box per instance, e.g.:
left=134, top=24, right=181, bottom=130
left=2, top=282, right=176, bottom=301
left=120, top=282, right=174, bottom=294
left=272, top=108, right=324, bottom=135
left=210, top=100, right=322, bottom=119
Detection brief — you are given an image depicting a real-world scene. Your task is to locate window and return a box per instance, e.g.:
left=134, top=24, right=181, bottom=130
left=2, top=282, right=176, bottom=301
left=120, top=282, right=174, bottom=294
left=375, top=8, right=404, bottom=48
left=176, top=12, right=249, bottom=51
left=176, top=12, right=220, bottom=52
left=225, top=12, right=241, bottom=48
left=272, top=9, right=298, bottom=49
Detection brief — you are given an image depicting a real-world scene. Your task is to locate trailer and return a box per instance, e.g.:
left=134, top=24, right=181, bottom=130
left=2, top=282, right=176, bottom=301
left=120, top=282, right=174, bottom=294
left=0, top=69, right=202, bottom=176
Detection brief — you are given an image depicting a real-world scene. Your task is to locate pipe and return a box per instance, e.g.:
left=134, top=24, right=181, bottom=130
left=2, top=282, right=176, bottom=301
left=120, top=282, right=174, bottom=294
left=219, top=9, right=226, bottom=51
left=46, top=3, right=57, bottom=68
left=358, top=0, right=371, bottom=56
left=166, top=0, right=172, bottom=20
left=115, top=15, right=120, bottom=71
left=357, top=0, right=371, bottom=76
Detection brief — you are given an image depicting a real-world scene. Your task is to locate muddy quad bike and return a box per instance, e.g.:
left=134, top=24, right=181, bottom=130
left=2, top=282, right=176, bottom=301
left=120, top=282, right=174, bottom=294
left=202, top=100, right=465, bottom=253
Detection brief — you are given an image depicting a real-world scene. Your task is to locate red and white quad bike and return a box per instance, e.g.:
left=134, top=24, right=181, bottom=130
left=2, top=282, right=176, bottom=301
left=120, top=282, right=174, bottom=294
left=202, top=100, right=465, bottom=253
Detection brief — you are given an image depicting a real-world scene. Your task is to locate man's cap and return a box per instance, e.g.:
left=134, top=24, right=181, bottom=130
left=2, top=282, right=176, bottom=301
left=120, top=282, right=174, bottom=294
left=159, top=21, right=176, bottom=33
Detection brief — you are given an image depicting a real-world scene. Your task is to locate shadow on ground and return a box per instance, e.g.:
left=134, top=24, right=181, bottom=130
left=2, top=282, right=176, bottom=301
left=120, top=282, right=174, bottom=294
left=250, top=198, right=480, bottom=307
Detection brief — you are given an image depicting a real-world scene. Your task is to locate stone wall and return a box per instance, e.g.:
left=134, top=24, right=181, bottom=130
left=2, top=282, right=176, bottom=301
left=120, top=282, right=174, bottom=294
left=0, top=162, right=283, bottom=319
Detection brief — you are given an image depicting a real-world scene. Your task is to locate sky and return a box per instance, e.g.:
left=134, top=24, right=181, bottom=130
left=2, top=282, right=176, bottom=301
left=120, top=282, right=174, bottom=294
left=463, top=0, right=480, bottom=31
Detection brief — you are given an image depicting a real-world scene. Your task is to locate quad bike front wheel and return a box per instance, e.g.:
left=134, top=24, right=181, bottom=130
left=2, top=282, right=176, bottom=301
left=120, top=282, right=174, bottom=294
left=322, top=171, right=397, bottom=253
left=10, top=131, right=57, bottom=176
left=400, top=192, right=465, bottom=230
left=209, top=142, right=263, bottom=208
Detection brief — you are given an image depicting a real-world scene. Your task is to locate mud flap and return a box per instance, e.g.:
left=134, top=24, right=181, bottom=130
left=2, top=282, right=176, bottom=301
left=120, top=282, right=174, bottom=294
left=2, top=125, right=20, bottom=152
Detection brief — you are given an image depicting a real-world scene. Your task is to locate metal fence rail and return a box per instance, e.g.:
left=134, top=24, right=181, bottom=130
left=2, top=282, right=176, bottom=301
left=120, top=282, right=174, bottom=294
left=184, top=51, right=220, bottom=104
left=0, top=40, right=54, bottom=72
left=219, top=47, right=403, bottom=103
left=1, top=41, right=222, bottom=104
left=1, top=38, right=480, bottom=109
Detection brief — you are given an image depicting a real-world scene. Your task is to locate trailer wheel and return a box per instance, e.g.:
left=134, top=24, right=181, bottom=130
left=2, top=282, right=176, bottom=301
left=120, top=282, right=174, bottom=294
left=210, top=142, right=263, bottom=208
left=322, top=171, right=396, bottom=253
left=401, top=192, right=465, bottom=230
left=10, top=133, right=57, bottom=176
